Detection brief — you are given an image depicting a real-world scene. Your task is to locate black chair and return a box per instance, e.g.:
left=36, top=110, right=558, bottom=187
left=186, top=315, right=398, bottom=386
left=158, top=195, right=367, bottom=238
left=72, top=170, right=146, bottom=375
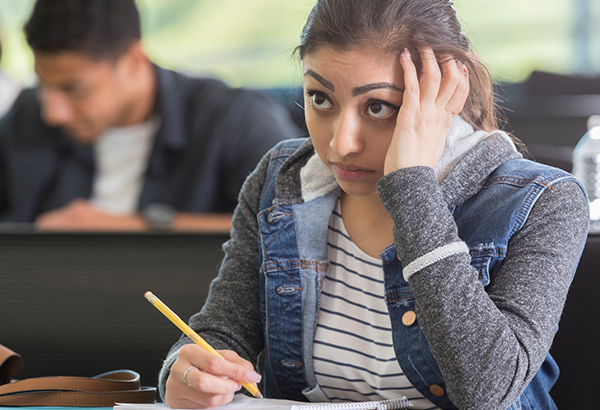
left=550, top=235, right=600, bottom=409
left=495, top=71, right=600, bottom=174
left=0, top=231, right=229, bottom=387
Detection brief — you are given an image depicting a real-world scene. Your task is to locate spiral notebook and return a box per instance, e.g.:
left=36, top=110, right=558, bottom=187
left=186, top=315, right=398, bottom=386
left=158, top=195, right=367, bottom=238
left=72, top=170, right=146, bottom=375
left=115, top=393, right=412, bottom=409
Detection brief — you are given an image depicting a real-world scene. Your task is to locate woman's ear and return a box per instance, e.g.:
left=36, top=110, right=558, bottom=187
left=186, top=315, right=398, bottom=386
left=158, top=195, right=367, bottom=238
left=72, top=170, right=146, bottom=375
left=452, top=63, right=470, bottom=116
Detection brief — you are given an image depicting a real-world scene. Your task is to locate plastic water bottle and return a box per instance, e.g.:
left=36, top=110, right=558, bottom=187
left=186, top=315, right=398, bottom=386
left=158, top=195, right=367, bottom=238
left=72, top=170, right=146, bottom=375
left=572, top=115, right=600, bottom=234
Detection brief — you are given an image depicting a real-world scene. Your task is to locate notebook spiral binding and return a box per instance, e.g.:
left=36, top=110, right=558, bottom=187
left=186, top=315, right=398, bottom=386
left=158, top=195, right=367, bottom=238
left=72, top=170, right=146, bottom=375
left=292, top=396, right=413, bottom=409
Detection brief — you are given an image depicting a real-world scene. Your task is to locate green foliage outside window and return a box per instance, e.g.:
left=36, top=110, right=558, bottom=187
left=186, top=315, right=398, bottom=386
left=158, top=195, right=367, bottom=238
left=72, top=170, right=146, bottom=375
left=0, top=0, right=598, bottom=87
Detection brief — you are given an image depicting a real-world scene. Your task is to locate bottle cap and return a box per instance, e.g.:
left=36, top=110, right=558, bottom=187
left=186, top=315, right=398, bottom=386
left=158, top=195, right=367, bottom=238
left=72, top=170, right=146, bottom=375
left=587, top=115, right=600, bottom=130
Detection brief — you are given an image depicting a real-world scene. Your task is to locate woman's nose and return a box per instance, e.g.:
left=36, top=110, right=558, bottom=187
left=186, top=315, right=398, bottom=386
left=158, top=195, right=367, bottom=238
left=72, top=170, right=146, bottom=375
left=330, top=111, right=363, bottom=157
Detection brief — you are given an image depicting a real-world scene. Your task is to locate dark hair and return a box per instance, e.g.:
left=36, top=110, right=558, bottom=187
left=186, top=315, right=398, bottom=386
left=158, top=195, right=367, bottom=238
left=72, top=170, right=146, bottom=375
left=298, top=0, right=499, bottom=132
left=24, top=0, right=141, bottom=61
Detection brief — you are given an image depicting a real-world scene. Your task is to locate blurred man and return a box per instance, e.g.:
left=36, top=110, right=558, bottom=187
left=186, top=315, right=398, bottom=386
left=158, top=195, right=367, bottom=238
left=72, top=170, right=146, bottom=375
left=0, top=0, right=299, bottom=231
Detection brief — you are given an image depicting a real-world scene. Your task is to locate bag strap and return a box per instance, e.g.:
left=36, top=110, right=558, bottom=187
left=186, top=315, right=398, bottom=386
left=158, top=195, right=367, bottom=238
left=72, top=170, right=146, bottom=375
left=0, top=345, right=156, bottom=407
left=0, top=345, right=21, bottom=385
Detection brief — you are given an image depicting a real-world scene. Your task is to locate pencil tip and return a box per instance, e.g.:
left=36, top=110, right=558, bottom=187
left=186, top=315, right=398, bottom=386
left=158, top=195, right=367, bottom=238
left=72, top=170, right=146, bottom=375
left=255, top=391, right=263, bottom=399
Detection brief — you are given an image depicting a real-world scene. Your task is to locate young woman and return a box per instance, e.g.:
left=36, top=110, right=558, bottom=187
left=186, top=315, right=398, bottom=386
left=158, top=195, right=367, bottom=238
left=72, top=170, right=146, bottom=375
left=159, top=1, right=588, bottom=408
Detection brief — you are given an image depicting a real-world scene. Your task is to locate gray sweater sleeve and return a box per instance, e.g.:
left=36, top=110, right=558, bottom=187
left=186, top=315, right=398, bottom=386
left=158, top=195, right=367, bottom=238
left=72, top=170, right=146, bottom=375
left=377, top=167, right=588, bottom=410
left=157, top=149, right=270, bottom=400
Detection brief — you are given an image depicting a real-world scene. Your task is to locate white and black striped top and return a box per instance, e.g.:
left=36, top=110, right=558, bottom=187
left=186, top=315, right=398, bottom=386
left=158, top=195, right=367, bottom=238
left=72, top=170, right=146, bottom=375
left=312, top=199, right=439, bottom=409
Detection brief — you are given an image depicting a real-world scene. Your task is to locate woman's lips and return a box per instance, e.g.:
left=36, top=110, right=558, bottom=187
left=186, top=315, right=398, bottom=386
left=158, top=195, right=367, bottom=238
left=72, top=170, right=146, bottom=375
left=331, top=162, right=375, bottom=180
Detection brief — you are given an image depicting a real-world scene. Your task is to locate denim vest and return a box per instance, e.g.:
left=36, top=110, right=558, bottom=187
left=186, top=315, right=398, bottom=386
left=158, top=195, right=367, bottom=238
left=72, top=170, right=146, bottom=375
left=256, top=139, right=578, bottom=409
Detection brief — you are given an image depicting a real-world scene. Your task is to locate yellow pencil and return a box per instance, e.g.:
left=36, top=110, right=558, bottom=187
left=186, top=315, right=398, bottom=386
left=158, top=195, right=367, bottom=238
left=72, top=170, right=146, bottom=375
left=144, top=291, right=262, bottom=398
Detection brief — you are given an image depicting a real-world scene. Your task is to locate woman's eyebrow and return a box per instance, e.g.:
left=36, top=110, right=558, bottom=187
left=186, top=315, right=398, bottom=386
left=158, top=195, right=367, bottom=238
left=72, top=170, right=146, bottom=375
left=352, top=83, right=404, bottom=96
left=303, top=69, right=335, bottom=92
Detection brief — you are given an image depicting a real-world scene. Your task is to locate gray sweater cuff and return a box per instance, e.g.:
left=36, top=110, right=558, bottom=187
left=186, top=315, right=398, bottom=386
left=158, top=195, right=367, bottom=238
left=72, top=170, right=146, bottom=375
left=377, top=167, right=467, bottom=276
left=158, top=346, right=181, bottom=401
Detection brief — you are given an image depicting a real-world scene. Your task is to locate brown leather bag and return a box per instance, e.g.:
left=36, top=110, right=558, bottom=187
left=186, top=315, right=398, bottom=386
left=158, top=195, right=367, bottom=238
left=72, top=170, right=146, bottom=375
left=0, top=344, right=156, bottom=407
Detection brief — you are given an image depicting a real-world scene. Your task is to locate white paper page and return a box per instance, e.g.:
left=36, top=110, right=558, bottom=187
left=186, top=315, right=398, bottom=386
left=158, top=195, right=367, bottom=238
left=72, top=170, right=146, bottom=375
left=115, top=393, right=412, bottom=409
left=115, top=394, right=300, bottom=409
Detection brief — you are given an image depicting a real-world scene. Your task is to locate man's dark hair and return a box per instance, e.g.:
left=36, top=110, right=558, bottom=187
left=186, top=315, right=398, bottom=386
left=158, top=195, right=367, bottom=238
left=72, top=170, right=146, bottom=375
left=24, top=0, right=141, bottom=61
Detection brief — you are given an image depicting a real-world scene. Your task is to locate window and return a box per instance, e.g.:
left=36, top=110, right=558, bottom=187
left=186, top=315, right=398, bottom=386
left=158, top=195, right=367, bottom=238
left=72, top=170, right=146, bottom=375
left=0, top=0, right=598, bottom=87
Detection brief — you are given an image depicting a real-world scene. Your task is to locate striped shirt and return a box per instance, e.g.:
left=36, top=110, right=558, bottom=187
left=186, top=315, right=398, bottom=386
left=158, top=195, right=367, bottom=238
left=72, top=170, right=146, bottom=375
left=312, top=198, right=439, bottom=409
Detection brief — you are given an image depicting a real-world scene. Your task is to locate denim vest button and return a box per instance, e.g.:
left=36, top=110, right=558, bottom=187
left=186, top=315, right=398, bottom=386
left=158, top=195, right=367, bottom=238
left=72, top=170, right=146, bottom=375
left=280, top=358, right=301, bottom=368
left=267, top=210, right=285, bottom=223
left=429, top=384, right=445, bottom=397
left=276, top=286, right=299, bottom=295
left=402, top=310, right=416, bottom=326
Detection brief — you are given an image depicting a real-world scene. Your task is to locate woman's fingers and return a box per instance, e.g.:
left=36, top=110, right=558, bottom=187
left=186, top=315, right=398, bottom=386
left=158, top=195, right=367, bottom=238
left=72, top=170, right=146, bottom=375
left=386, top=46, right=469, bottom=173
left=418, top=47, right=469, bottom=117
left=171, top=381, right=237, bottom=409
left=444, top=62, right=470, bottom=115
left=178, top=364, right=241, bottom=395
left=182, top=345, right=260, bottom=388
left=435, top=57, right=461, bottom=109
left=418, top=47, right=442, bottom=104
left=165, top=367, right=238, bottom=409
left=219, top=350, right=261, bottom=393
left=399, top=48, right=419, bottom=117
left=219, top=350, right=255, bottom=370
left=164, top=345, right=261, bottom=409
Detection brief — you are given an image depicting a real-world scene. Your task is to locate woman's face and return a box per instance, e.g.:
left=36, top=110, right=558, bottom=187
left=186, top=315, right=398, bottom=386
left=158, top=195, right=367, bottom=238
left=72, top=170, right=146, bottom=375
left=302, top=45, right=405, bottom=197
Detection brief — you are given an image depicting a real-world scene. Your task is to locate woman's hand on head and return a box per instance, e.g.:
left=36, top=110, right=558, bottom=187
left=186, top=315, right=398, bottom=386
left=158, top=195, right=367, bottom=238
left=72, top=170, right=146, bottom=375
left=383, top=47, right=469, bottom=175
left=164, top=344, right=262, bottom=409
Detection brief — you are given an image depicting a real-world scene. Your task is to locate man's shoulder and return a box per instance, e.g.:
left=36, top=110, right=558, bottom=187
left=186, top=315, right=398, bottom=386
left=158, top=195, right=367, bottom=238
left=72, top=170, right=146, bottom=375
left=155, top=66, right=235, bottom=99
left=155, top=65, right=281, bottom=110
left=0, top=88, right=51, bottom=144
left=3, top=88, right=41, bottom=120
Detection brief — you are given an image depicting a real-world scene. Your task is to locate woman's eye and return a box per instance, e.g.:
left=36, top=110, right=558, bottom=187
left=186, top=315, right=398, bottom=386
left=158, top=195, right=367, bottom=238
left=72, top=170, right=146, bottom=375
left=366, top=101, right=396, bottom=119
left=309, top=92, right=333, bottom=110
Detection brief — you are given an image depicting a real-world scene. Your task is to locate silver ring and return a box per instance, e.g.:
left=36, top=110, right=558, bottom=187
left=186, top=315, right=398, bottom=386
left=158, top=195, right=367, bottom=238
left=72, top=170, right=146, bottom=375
left=183, top=366, right=197, bottom=387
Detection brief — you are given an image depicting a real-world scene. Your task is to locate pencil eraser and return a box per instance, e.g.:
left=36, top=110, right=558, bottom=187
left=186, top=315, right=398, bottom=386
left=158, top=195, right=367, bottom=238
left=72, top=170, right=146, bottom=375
left=144, top=291, right=157, bottom=303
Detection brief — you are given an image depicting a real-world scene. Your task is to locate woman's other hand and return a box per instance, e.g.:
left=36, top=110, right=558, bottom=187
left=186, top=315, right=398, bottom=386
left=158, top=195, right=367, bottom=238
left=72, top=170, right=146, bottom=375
left=164, top=344, right=262, bottom=409
left=384, top=47, right=469, bottom=175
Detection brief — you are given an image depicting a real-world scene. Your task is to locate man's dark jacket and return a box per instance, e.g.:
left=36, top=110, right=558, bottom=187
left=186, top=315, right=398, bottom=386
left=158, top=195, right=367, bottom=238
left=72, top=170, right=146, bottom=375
left=0, top=65, right=300, bottom=222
